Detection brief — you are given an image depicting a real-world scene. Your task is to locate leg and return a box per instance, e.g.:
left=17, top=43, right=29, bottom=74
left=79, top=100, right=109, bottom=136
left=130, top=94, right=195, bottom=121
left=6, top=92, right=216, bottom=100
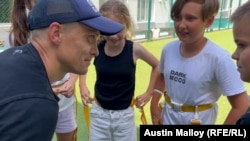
left=55, top=104, right=77, bottom=141
left=56, top=129, right=77, bottom=141
left=89, top=102, right=112, bottom=141
left=112, top=107, right=136, bottom=141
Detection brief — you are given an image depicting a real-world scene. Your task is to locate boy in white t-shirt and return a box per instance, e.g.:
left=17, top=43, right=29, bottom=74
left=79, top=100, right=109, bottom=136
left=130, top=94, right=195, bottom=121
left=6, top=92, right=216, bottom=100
left=150, top=0, right=249, bottom=125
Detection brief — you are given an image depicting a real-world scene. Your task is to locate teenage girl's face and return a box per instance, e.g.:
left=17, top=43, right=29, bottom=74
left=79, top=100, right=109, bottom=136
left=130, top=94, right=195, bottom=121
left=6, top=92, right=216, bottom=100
left=232, top=17, right=250, bottom=82
left=103, top=14, right=126, bottom=45
left=173, top=2, right=209, bottom=44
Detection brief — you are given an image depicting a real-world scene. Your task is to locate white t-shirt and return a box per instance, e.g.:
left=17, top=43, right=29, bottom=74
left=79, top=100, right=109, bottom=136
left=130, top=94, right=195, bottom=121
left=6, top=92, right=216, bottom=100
left=51, top=73, right=75, bottom=112
left=159, top=39, right=246, bottom=124
left=3, top=35, right=11, bottom=50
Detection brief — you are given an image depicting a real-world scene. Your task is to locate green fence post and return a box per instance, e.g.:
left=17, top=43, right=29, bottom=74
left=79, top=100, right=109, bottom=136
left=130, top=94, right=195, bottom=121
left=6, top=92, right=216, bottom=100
left=170, top=0, right=176, bottom=38
left=238, top=0, right=242, bottom=7
left=227, top=0, right=233, bottom=29
left=218, top=0, right=224, bottom=30
left=147, top=0, right=152, bottom=41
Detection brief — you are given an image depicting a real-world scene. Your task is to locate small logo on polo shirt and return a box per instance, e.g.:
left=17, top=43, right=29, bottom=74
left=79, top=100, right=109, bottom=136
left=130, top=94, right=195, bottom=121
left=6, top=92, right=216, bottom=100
left=12, top=49, right=23, bottom=55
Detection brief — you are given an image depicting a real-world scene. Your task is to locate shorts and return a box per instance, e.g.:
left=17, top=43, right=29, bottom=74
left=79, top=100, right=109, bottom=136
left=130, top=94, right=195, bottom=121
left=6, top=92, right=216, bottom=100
left=55, top=104, right=77, bottom=133
left=89, top=102, right=136, bottom=141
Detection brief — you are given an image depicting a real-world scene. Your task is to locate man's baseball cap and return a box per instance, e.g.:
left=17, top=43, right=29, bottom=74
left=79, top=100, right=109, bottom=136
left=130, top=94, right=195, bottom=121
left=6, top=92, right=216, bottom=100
left=28, top=0, right=124, bottom=35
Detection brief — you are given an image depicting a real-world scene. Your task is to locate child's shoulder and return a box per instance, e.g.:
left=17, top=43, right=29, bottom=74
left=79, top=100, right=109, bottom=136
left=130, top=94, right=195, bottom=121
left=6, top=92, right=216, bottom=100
left=164, top=40, right=180, bottom=48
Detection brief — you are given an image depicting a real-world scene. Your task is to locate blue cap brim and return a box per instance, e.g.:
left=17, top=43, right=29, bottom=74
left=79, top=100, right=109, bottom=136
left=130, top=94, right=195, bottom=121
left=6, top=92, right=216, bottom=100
left=81, top=16, right=124, bottom=36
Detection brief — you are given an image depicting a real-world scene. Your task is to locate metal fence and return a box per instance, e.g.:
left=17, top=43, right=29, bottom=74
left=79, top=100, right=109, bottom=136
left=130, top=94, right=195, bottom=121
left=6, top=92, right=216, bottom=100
left=0, top=0, right=248, bottom=42
left=0, top=0, right=11, bottom=23
left=130, top=0, right=248, bottom=41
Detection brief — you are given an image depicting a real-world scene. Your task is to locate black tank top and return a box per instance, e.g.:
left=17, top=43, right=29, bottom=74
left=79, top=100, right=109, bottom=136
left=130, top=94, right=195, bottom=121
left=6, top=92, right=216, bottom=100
left=94, top=40, right=136, bottom=110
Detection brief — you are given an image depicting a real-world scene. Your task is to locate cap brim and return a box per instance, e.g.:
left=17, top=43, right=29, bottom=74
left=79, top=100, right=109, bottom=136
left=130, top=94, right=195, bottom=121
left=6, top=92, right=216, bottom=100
left=81, top=16, right=124, bottom=36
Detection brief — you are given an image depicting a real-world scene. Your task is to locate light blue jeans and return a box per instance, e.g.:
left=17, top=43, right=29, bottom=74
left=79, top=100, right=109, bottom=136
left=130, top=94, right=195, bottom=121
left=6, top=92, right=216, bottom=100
left=89, top=102, right=136, bottom=141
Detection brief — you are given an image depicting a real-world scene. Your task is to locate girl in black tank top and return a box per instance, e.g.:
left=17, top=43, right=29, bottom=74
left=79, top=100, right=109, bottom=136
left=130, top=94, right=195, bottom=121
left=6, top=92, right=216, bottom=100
left=79, top=0, right=159, bottom=140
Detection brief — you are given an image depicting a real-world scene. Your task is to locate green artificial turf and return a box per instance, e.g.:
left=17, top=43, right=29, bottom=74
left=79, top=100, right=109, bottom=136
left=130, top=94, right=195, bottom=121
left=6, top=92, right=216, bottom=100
left=52, top=29, right=250, bottom=141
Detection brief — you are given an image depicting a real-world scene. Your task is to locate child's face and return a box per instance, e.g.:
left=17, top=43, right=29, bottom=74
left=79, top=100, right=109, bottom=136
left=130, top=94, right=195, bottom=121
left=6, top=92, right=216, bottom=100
left=103, top=14, right=126, bottom=44
left=232, top=17, right=250, bottom=82
left=173, top=1, right=209, bottom=44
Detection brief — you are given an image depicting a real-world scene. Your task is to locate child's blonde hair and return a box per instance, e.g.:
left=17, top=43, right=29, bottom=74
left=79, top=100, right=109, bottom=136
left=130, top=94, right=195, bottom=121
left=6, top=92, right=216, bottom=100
left=99, top=0, right=135, bottom=40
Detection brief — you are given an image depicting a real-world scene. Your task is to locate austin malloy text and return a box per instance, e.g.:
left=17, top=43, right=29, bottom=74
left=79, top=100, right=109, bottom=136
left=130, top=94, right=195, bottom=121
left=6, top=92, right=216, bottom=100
left=140, top=125, right=249, bottom=141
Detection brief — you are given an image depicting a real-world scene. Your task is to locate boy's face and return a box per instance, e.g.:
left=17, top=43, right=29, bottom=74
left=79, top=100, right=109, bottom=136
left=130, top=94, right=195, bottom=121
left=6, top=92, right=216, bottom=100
left=173, top=2, right=208, bottom=44
left=232, top=17, right=250, bottom=82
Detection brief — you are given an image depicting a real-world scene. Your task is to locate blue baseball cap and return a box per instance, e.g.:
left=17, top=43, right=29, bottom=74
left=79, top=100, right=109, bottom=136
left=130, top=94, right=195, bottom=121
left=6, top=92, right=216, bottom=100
left=28, top=0, right=124, bottom=35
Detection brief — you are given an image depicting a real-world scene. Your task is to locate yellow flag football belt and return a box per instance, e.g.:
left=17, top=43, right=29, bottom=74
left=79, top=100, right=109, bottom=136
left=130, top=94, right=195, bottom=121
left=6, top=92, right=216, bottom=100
left=164, top=92, right=213, bottom=112
left=83, top=97, right=148, bottom=130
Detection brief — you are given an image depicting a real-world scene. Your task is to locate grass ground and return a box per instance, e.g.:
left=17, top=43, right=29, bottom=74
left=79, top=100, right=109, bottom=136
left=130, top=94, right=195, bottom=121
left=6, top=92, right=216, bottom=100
left=52, top=29, right=250, bottom=141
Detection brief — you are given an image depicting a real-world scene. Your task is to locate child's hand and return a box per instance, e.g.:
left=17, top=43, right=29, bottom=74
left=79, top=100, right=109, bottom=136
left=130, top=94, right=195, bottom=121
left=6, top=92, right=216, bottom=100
left=135, top=92, right=152, bottom=108
left=81, top=88, right=94, bottom=106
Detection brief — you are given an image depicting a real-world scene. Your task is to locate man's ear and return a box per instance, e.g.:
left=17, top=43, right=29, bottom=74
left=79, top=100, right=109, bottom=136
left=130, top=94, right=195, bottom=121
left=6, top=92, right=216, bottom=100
left=48, top=22, right=62, bottom=45
left=206, top=16, right=215, bottom=28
